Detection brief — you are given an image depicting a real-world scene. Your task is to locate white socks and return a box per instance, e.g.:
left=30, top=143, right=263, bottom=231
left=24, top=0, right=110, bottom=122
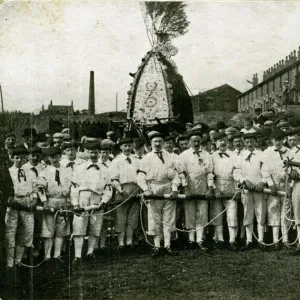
left=257, top=224, right=265, bottom=242
left=164, top=231, right=171, bottom=248
left=196, top=228, right=204, bottom=243
left=273, top=226, right=280, bottom=243
left=44, top=238, right=53, bottom=259
left=154, top=235, right=161, bottom=248
left=188, top=231, right=195, bottom=242
left=126, top=227, right=133, bottom=245
left=117, top=232, right=125, bottom=247
left=15, top=245, right=25, bottom=264
left=228, top=227, right=237, bottom=243
left=74, top=236, right=84, bottom=258
left=245, top=224, right=253, bottom=243
left=281, top=225, right=289, bottom=243
left=87, top=236, right=97, bottom=255
left=53, top=237, right=64, bottom=258
left=215, top=226, right=224, bottom=242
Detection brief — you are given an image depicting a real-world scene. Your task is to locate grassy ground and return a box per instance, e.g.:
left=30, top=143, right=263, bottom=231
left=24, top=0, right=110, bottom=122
left=4, top=245, right=298, bottom=300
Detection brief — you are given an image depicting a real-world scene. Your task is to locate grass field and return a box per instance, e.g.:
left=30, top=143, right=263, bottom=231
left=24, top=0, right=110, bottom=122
left=3, top=244, right=299, bottom=300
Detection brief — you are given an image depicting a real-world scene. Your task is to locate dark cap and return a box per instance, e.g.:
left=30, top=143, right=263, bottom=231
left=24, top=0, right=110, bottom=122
left=243, top=133, right=257, bottom=140
left=118, top=137, right=133, bottom=146
left=133, top=138, right=145, bottom=148
left=164, top=136, right=175, bottom=142
left=270, top=129, right=286, bottom=140
left=11, top=146, right=27, bottom=157
left=177, top=135, right=189, bottom=142
left=27, top=146, right=42, bottom=155
left=85, top=142, right=101, bottom=150
left=61, top=141, right=79, bottom=150
left=214, top=132, right=227, bottom=141
left=43, top=146, right=62, bottom=157
left=287, top=128, right=300, bottom=137
left=216, top=121, right=227, bottom=130
left=187, top=131, right=202, bottom=139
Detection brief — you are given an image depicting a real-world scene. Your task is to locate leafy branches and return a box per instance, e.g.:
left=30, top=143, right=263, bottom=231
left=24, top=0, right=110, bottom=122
left=144, top=2, right=189, bottom=39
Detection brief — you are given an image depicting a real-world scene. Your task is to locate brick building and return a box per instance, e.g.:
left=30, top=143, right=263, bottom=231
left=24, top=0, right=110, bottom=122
left=191, top=84, right=241, bottom=113
left=238, top=47, right=300, bottom=113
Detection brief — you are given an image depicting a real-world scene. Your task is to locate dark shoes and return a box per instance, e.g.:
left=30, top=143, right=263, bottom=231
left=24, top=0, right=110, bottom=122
left=85, top=253, right=96, bottom=261
left=151, top=247, right=162, bottom=258
left=241, top=242, right=253, bottom=251
left=196, top=242, right=209, bottom=252
left=164, top=246, right=179, bottom=256
left=229, top=242, right=239, bottom=252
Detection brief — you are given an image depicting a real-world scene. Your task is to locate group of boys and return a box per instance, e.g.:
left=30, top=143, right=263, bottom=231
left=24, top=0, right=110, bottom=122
left=4, top=117, right=300, bottom=274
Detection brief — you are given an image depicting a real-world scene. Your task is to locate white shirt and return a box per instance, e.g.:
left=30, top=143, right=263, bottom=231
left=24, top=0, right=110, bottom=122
left=72, top=160, right=112, bottom=204
left=40, top=165, right=72, bottom=199
left=109, top=153, right=140, bottom=185
left=60, top=157, right=84, bottom=171
left=261, top=146, right=291, bottom=186
left=233, top=149, right=264, bottom=184
left=9, top=165, right=36, bottom=197
left=22, top=162, right=45, bottom=178
left=98, top=159, right=111, bottom=169
left=137, top=149, right=180, bottom=192
left=212, top=150, right=235, bottom=180
left=179, top=147, right=214, bottom=186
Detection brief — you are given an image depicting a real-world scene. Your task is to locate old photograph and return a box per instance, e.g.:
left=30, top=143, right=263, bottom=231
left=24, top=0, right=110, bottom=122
left=1, top=0, right=300, bottom=299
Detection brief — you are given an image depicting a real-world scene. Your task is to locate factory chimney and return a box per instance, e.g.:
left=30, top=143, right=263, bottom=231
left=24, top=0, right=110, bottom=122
left=89, top=71, right=95, bottom=115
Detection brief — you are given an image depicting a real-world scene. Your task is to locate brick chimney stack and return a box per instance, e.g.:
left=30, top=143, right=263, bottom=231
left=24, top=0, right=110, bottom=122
left=88, top=71, right=95, bottom=115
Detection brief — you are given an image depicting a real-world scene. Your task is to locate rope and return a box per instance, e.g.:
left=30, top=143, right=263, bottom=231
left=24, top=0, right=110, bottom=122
left=6, top=241, right=51, bottom=269
left=56, top=188, right=140, bottom=218
left=141, top=188, right=242, bottom=233
left=250, top=176, right=298, bottom=247
left=139, top=199, right=155, bottom=248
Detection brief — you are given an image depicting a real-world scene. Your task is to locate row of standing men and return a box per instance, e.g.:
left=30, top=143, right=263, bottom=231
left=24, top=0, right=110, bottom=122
left=4, top=127, right=300, bottom=270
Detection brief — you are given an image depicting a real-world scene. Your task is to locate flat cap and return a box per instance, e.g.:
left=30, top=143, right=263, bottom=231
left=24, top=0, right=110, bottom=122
left=187, top=131, right=202, bottom=139
left=243, top=133, right=257, bottom=140
left=11, top=146, right=27, bottom=157
left=270, top=129, right=286, bottom=140
left=42, top=146, right=62, bottom=156
left=118, top=137, right=133, bottom=145
left=27, top=146, right=42, bottom=155
left=84, top=142, right=101, bottom=150
left=277, top=121, right=290, bottom=129
left=148, top=131, right=164, bottom=140
left=61, top=141, right=79, bottom=150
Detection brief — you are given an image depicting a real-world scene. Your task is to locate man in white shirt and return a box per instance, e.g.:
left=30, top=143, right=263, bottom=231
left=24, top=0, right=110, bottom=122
left=60, top=141, right=84, bottom=170
left=22, top=147, right=45, bottom=257
left=233, top=133, right=266, bottom=250
left=179, top=131, right=214, bottom=251
left=109, top=137, right=141, bottom=251
left=71, top=142, right=112, bottom=262
left=211, top=132, right=238, bottom=250
left=6, top=147, right=38, bottom=268
left=137, top=132, right=180, bottom=257
left=39, top=147, right=72, bottom=263
left=261, top=130, right=292, bottom=249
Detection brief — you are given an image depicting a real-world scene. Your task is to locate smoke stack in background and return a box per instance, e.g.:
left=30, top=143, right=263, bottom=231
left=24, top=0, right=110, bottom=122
left=89, top=71, right=95, bottom=115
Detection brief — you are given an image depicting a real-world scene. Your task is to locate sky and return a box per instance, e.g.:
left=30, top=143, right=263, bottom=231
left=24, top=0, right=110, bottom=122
left=1, top=0, right=300, bottom=114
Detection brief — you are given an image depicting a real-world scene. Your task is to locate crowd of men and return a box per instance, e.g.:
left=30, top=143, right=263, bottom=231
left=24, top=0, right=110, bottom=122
left=2, top=106, right=300, bottom=280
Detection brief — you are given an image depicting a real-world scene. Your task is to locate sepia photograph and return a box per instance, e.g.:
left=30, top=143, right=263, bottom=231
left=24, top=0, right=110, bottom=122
left=1, top=0, right=300, bottom=299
